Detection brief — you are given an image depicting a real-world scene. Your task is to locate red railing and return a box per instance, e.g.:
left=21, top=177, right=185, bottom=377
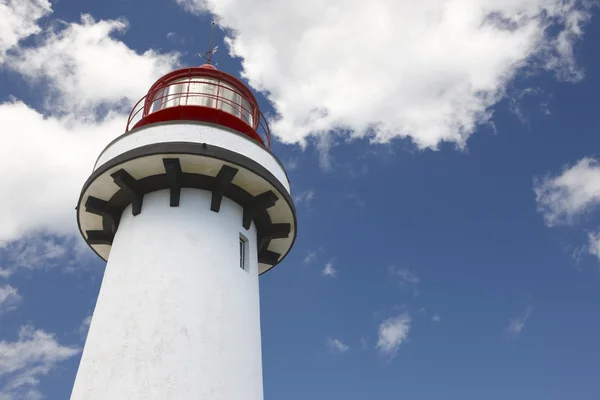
left=126, top=79, right=271, bottom=148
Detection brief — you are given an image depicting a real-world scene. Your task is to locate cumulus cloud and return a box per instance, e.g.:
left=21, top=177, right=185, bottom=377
left=177, top=0, right=593, bottom=148
left=0, top=235, right=95, bottom=279
left=587, top=231, right=600, bottom=262
left=0, top=285, right=21, bottom=314
left=0, top=2, right=179, bottom=244
left=508, top=87, right=551, bottom=126
left=282, top=157, right=299, bottom=171
left=507, top=306, right=534, bottom=337
left=0, top=101, right=122, bottom=243
left=0, top=326, right=79, bottom=399
left=7, top=14, right=178, bottom=115
left=1, top=235, right=65, bottom=269
left=326, top=337, right=349, bottom=353
left=79, top=315, right=92, bottom=340
left=388, top=267, right=420, bottom=289
left=0, top=0, right=51, bottom=62
left=535, top=158, right=600, bottom=264
left=376, top=313, right=411, bottom=359
left=303, top=249, right=319, bottom=265
left=293, top=189, right=315, bottom=206
left=431, top=314, right=441, bottom=323
left=534, top=157, right=600, bottom=226
left=322, top=261, right=337, bottom=278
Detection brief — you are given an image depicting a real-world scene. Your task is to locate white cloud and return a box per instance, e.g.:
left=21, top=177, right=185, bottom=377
left=7, top=14, right=178, bottom=114
left=0, top=0, right=51, bottom=62
left=0, top=285, right=22, bottom=313
left=388, top=267, right=420, bottom=289
left=431, top=314, right=441, bottom=323
left=322, top=261, right=337, bottom=278
left=0, top=326, right=79, bottom=399
left=0, top=102, right=121, bottom=244
left=0, top=3, right=179, bottom=245
left=0, top=269, right=12, bottom=280
left=282, top=157, right=299, bottom=171
left=177, top=0, right=593, bottom=149
left=376, top=313, right=411, bottom=359
left=508, top=87, right=550, bottom=125
left=0, top=235, right=93, bottom=278
left=535, top=158, right=600, bottom=264
left=293, top=189, right=315, bottom=206
left=0, top=389, right=43, bottom=400
left=588, top=231, right=600, bottom=262
left=534, top=158, right=600, bottom=226
left=507, top=306, right=534, bottom=337
left=345, top=193, right=366, bottom=207
left=1, top=236, right=65, bottom=269
left=303, top=249, right=318, bottom=265
left=326, top=338, right=349, bottom=353
left=315, top=135, right=334, bottom=171
left=79, top=315, right=92, bottom=340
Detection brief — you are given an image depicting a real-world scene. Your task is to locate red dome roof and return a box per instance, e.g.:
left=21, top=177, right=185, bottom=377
left=199, top=63, right=218, bottom=70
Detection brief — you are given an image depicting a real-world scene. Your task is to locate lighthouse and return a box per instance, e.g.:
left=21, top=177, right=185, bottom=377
left=71, top=62, right=297, bottom=399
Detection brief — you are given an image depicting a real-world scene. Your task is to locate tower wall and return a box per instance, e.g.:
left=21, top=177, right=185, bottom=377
left=71, top=188, right=263, bottom=400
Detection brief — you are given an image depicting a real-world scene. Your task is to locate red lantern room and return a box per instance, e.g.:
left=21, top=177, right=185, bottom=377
left=126, top=63, right=271, bottom=148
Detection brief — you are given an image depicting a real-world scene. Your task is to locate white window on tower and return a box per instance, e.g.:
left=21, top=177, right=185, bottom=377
left=239, top=234, right=248, bottom=271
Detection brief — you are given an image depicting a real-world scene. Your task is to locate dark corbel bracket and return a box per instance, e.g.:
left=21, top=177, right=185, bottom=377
left=111, top=169, right=144, bottom=216
left=258, top=223, right=291, bottom=251
left=258, top=249, right=281, bottom=265
left=163, top=158, right=183, bottom=207
left=85, top=196, right=120, bottom=233
left=86, top=230, right=114, bottom=246
left=243, top=191, right=278, bottom=230
left=211, top=165, right=239, bottom=212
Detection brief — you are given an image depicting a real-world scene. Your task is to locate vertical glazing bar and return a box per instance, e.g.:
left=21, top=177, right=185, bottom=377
left=253, top=104, right=259, bottom=130
left=215, top=80, right=220, bottom=111
left=159, top=86, right=166, bottom=110
left=185, top=76, right=191, bottom=106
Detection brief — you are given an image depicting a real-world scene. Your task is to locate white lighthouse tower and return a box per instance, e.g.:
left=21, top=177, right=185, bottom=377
left=71, top=62, right=297, bottom=400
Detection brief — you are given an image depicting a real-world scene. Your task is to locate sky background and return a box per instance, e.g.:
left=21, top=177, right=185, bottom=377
left=1, top=0, right=600, bottom=399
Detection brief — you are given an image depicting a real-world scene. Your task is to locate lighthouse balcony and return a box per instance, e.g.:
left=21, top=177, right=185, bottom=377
left=126, top=71, right=271, bottom=148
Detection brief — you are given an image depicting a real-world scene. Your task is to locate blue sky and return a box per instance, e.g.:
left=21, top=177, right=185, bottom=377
left=1, top=0, right=600, bottom=399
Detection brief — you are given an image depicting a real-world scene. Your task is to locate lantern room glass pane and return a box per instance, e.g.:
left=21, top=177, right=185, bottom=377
left=148, top=76, right=255, bottom=128
left=150, top=88, right=165, bottom=113
left=186, top=77, right=218, bottom=108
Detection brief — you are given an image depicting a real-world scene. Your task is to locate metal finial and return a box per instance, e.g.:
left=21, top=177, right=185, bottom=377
left=200, top=21, right=219, bottom=65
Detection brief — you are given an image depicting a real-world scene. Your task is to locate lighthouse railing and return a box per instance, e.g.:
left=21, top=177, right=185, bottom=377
left=126, top=80, right=271, bottom=148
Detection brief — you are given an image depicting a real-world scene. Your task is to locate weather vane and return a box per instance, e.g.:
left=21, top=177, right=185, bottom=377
left=200, top=21, right=219, bottom=65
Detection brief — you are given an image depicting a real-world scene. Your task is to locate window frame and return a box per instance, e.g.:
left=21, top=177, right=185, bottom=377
left=239, top=234, right=248, bottom=271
